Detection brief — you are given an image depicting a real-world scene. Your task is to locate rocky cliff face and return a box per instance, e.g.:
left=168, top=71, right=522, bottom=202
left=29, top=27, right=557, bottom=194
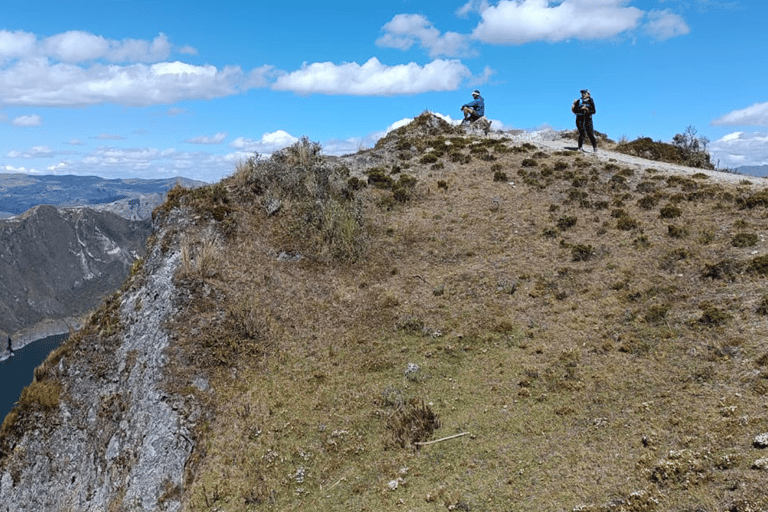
left=0, top=205, right=152, bottom=359
left=0, top=207, right=201, bottom=512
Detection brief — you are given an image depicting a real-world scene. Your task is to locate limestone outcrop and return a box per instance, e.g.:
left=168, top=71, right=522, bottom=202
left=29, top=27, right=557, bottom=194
left=0, top=205, right=151, bottom=357
left=0, top=207, right=201, bottom=512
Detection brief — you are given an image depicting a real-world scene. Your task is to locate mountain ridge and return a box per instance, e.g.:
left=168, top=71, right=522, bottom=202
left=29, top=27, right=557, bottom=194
left=2, top=113, right=768, bottom=511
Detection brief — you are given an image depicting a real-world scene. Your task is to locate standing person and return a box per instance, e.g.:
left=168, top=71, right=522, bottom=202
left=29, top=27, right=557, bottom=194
left=461, top=90, right=484, bottom=124
left=572, top=89, right=597, bottom=153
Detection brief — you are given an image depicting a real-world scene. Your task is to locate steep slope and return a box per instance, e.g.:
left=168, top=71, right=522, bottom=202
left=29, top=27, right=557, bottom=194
left=0, top=207, right=200, bottom=512
left=0, top=205, right=151, bottom=357
left=3, top=113, right=768, bottom=512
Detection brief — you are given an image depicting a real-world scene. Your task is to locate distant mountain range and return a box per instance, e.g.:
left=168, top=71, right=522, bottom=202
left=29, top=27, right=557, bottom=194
left=0, top=173, right=206, bottom=219
left=0, top=173, right=206, bottom=357
left=737, top=165, right=768, bottom=177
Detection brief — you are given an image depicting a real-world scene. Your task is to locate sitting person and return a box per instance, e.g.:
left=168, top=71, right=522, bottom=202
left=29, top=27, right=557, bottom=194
left=461, top=90, right=484, bottom=124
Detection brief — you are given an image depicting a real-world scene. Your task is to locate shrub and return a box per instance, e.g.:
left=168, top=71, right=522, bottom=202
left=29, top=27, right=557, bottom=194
left=521, top=158, right=537, bottom=167
left=698, top=305, right=731, bottom=326
left=645, top=304, right=670, bottom=324
left=667, top=225, right=688, bottom=238
left=732, top=233, right=759, bottom=248
left=420, top=153, right=439, bottom=164
left=386, top=399, right=441, bottom=450
left=571, top=244, right=594, bottom=261
left=660, top=205, right=683, bottom=219
left=557, top=215, right=578, bottom=231
left=702, top=259, right=742, bottom=280
left=738, top=189, right=768, bottom=209
left=637, top=195, right=659, bottom=210
left=617, top=216, right=639, bottom=230
left=367, top=168, right=394, bottom=189
left=749, top=255, right=768, bottom=275
left=493, top=170, right=508, bottom=182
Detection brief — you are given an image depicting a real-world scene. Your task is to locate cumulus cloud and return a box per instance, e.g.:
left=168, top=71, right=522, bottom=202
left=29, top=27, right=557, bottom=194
left=461, top=0, right=688, bottom=44
left=713, top=101, right=768, bottom=127
left=2, top=30, right=171, bottom=63
left=0, top=30, right=269, bottom=107
left=709, top=131, right=768, bottom=168
left=11, top=114, right=41, bottom=126
left=273, top=57, right=472, bottom=96
left=0, top=58, right=257, bottom=107
left=186, top=132, right=227, bottom=145
left=230, top=130, right=299, bottom=154
left=376, top=14, right=475, bottom=58
left=645, top=10, right=690, bottom=40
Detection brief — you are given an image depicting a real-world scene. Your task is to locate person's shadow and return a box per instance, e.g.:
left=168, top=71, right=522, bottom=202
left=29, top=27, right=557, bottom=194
left=564, top=146, right=580, bottom=151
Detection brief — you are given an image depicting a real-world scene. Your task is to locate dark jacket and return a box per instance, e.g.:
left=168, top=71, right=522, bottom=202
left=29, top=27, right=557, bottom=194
left=572, top=96, right=596, bottom=116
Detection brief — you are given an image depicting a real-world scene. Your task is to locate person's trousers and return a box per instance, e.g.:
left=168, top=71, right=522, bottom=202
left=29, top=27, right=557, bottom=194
left=576, top=115, right=597, bottom=149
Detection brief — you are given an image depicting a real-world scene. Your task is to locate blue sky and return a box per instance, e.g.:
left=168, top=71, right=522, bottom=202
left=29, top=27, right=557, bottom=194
left=0, top=0, right=764, bottom=183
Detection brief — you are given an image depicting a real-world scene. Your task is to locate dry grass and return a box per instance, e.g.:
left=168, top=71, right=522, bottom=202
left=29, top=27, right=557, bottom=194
left=166, top=118, right=768, bottom=511
left=33, top=113, right=768, bottom=511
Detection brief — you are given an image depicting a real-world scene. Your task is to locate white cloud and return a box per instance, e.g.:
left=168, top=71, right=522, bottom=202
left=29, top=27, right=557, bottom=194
left=645, top=10, right=690, bottom=40
left=376, top=14, right=475, bottom=58
left=11, top=114, right=41, bottom=126
left=713, top=101, right=768, bottom=127
left=95, top=133, right=124, bottom=140
left=273, top=57, right=472, bottom=96
left=469, top=0, right=645, bottom=44
left=709, top=131, right=768, bottom=168
left=5, top=145, right=54, bottom=158
left=0, top=30, right=268, bottom=107
left=0, top=30, right=37, bottom=62
left=186, top=132, right=227, bottom=145
left=0, top=59, right=258, bottom=107
left=230, top=130, right=299, bottom=154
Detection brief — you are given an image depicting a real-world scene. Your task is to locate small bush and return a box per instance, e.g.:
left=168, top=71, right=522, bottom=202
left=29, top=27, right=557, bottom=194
left=367, top=168, right=394, bottom=189
left=757, top=295, right=768, bottom=315
left=667, top=225, right=688, bottom=238
left=698, top=305, right=731, bottom=326
left=702, top=259, right=742, bottom=280
left=420, top=153, right=439, bottom=164
left=571, top=244, right=594, bottom=262
left=732, top=233, right=759, bottom=248
left=617, top=216, right=639, bottom=230
left=645, top=304, right=670, bottom=324
left=521, top=158, right=537, bottom=167
left=386, top=399, right=441, bottom=450
left=749, top=255, right=768, bottom=275
left=637, top=195, right=659, bottom=210
left=738, top=189, right=768, bottom=209
left=493, top=170, right=508, bottom=182
left=660, top=205, right=683, bottom=219
left=557, top=215, right=578, bottom=231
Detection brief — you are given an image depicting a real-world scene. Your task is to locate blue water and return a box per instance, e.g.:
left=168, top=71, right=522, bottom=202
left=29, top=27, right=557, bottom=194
left=0, top=334, right=67, bottom=422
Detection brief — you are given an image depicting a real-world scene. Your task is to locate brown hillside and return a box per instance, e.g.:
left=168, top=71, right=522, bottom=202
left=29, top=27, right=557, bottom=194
left=77, top=113, right=768, bottom=510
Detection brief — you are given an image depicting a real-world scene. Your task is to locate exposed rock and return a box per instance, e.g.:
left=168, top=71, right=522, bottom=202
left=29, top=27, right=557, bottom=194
left=754, top=433, right=768, bottom=448
left=462, top=116, right=492, bottom=135
left=0, top=207, right=199, bottom=512
left=0, top=205, right=151, bottom=355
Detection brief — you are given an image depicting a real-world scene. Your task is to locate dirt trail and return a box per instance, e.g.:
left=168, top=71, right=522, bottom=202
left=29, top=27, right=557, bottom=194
left=496, top=130, right=768, bottom=188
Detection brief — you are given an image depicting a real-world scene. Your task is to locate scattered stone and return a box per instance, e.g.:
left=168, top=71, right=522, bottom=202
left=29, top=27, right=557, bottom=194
left=754, top=433, right=768, bottom=448
left=405, top=362, right=420, bottom=381
left=752, top=457, right=768, bottom=470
